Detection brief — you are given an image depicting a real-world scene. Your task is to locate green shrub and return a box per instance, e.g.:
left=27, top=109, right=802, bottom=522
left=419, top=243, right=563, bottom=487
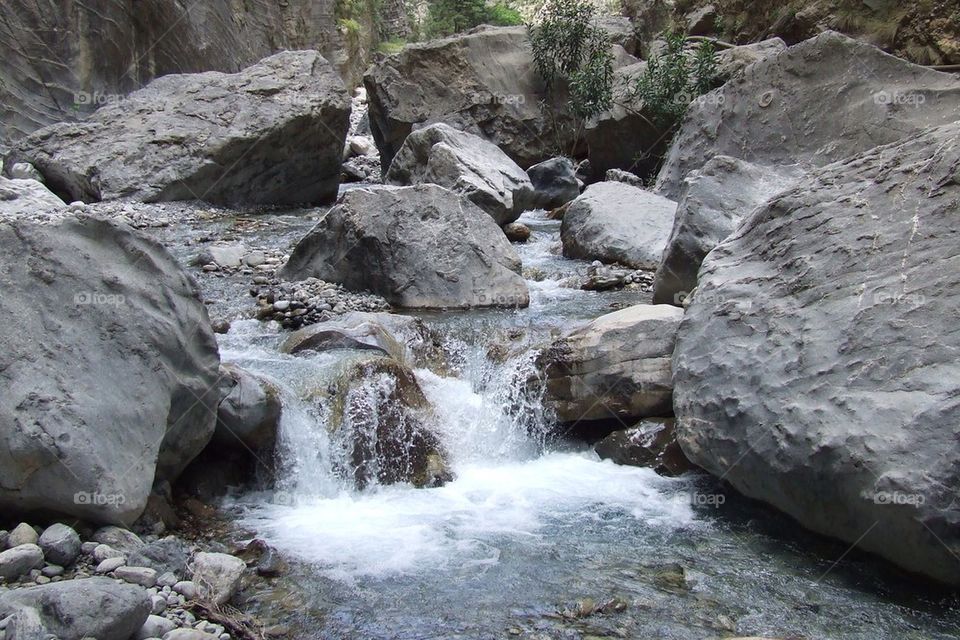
left=378, top=37, right=408, bottom=55
left=529, top=0, right=614, bottom=120
left=425, top=0, right=523, bottom=39
left=631, top=33, right=717, bottom=129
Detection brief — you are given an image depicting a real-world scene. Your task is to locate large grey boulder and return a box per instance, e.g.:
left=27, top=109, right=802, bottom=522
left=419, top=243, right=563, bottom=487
left=280, top=185, right=529, bottom=309
left=0, top=216, right=220, bottom=525
left=384, top=123, right=535, bottom=225
left=364, top=26, right=580, bottom=171
left=20, top=51, right=350, bottom=206
left=561, top=182, right=677, bottom=269
left=0, top=0, right=347, bottom=140
left=652, top=156, right=804, bottom=305
left=0, top=177, right=64, bottom=218
left=527, top=157, right=581, bottom=210
left=655, top=31, right=960, bottom=199
left=0, top=577, right=151, bottom=640
left=673, top=122, right=960, bottom=585
left=214, top=364, right=282, bottom=454
left=536, top=304, right=683, bottom=424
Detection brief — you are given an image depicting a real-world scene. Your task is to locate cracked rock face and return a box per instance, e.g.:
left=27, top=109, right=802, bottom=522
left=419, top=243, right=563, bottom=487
left=673, top=121, right=960, bottom=585
left=19, top=51, right=350, bottom=207
left=0, top=216, right=220, bottom=526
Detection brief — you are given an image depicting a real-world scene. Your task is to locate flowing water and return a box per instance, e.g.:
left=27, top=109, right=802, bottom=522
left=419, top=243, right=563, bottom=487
left=216, top=211, right=960, bottom=639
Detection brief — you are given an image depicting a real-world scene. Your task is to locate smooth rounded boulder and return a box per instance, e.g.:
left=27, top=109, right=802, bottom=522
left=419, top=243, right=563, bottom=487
left=536, top=304, right=683, bottom=425
left=280, top=185, right=529, bottom=309
left=384, top=123, right=535, bottom=225
left=561, top=182, right=677, bottom=269
left=0, top=577, right=150, bottom=640
left=673, top=122, right=960, bottom=585
left=37, top=523, right=81, bottom=566
left=526, top=157, right=580, bottom=210
left=20, top=51, right=350, bottom=206
left=0, top=216, right=220, bottom=525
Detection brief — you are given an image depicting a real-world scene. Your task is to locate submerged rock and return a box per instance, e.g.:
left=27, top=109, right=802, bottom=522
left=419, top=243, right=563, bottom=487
left=385, top=123, right=535, bottom=225
left=280, top=185, right=529, bottom=310
left=594, top=419, right=695, bottom=476
left=561, top=182, right=677, bottom=269
left=20, top=51, right=350, bottom=206
left=674, top=122, right=960, bottom=585
left=312, top=353, right=452, bottom=489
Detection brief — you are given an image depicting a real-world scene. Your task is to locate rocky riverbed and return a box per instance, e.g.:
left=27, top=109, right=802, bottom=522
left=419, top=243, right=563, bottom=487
left=1, top=7, right=960, bottom=640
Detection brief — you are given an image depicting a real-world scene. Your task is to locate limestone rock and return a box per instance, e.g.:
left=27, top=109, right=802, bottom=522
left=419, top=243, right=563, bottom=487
left=280, top=185, right=529, bottom=309
left=561, top=182, right=677, bottom=269
left=0, top=216, right=219, bottom=525
left=385, top=123, right=535, bottom=224
left=673, top=122, right=960, bottom=585
left=536, top=304, right=683, bottom=424
left=20, top=51, right=349, bottom=207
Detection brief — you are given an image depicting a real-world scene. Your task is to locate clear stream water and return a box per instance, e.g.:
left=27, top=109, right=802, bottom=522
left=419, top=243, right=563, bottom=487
left=213, top=211, right=960, bottom=640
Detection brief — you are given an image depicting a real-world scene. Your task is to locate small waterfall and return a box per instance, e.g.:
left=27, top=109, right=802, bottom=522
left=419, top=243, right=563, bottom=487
left=220, top=318, right=556, bottom=504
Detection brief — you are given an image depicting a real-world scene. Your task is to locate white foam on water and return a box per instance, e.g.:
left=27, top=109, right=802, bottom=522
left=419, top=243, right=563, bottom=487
left=238, top=453, right=697, bottom=581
